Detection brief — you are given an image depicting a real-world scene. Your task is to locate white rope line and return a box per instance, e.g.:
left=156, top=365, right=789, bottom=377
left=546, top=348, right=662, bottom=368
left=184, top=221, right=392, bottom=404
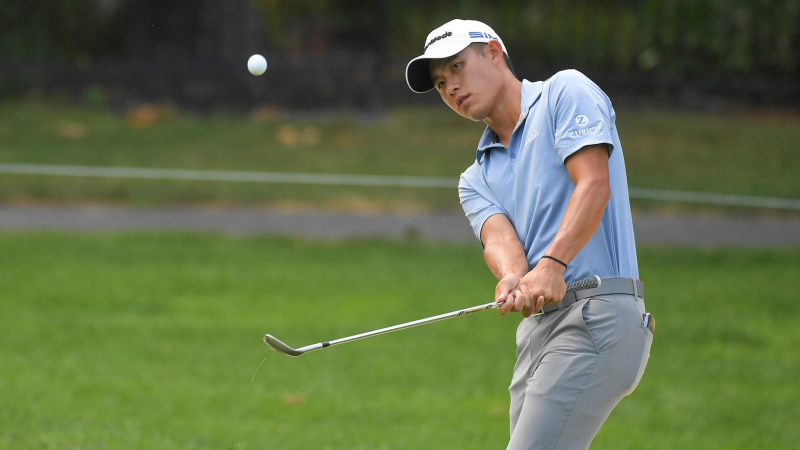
left=0, top=163, right=455, bottom=188
left=1, top=163, right=798, bottom=210
left=627, top=188, right=800, bottom=210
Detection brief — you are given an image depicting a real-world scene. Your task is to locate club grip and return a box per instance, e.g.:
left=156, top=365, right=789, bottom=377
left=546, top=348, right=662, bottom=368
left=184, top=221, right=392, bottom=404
left=565, top=275, right=601, bottom=293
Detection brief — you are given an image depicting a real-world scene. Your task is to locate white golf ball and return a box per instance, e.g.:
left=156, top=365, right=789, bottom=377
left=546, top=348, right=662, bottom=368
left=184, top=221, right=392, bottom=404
left=247, top=54, right=267, bottom=76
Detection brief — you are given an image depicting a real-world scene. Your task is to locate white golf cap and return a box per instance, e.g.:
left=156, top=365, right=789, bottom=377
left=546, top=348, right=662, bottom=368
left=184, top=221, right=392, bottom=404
left=405, top=19, right=508, bottom=93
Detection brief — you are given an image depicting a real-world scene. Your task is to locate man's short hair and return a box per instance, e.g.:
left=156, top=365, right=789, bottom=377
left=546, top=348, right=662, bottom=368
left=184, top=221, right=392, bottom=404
left=469, top=42, right=516, bottom=78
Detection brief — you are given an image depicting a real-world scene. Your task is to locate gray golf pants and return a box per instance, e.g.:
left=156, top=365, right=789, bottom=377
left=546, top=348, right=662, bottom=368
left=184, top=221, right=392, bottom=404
left=507, top=293, right=653, bottom=450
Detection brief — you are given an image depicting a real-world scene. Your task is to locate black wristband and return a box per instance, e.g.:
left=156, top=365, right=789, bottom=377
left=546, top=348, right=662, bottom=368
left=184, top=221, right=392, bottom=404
left=541, top=255, right=568, bottom=269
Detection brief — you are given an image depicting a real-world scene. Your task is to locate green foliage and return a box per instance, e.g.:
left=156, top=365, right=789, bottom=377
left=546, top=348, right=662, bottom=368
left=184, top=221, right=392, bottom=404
left=0, top=0, right=108, bottom=62
left=2, top=0, right=797, bottom=78
left=637, top=0, right=800, bottom=77
left=0, top=234, right=798, bottom=448
left=251, top=0, right=799, bottom=78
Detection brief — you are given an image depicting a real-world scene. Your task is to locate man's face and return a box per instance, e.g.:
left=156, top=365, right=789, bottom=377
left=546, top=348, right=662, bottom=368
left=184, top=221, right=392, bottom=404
left=429, top=44, right=504, bottom=121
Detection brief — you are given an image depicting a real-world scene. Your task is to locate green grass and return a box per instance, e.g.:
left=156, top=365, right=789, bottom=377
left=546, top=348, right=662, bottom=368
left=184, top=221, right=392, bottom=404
left=1, top=233, right=798, bottom=449
left=0, top=101, right=798, bottom=209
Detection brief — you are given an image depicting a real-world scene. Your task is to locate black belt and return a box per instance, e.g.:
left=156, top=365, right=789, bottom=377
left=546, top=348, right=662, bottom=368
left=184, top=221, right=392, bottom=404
left=534, top=277, right=644, bottom=316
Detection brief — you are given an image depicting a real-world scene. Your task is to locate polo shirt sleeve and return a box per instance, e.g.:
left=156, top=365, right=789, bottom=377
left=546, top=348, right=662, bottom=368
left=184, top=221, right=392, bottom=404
left=458, top=172, right=504, bottom=243
left=550, top=70, right=615, bottom=163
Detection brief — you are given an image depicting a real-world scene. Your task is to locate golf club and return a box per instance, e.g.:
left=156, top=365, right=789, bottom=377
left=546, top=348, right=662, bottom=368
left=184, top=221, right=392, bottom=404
left=264, top=275, right=601, bottom=357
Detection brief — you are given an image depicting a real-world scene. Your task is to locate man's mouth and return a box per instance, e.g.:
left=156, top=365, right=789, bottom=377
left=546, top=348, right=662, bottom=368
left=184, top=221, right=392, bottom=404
left=457, top=95, right=470, bottom=109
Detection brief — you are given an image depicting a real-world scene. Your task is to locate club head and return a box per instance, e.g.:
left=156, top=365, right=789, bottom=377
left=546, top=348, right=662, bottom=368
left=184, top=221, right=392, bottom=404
left=264, top=334, right=304, bottom=357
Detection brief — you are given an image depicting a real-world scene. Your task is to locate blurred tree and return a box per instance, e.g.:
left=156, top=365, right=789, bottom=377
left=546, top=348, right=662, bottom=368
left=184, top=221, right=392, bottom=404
left=0, top=0, right=797, bottom=105
left=120, top=0, right=262, bottom=62
left=0, top=0, right=263, bottom=63
left=0, top=0, right=107, bottom=62
left=247, top=0, right=798, bottom=80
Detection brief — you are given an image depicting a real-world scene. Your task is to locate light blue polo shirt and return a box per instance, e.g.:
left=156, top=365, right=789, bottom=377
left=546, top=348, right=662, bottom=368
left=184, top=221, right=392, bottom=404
left=458, top=69, right=638, bottom=281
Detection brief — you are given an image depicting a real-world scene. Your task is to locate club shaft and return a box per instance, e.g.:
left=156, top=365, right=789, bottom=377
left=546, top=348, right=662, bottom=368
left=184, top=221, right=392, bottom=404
left=293, top=275, right=600, bottom=355
left=326, top=301, right=499, bottom=347
left=293, top=302, right=498, bottom=354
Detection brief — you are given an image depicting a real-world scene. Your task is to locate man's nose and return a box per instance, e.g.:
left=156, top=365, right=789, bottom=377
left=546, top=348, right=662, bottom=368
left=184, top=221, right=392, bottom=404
left=447, top=82, right=460, bottom=97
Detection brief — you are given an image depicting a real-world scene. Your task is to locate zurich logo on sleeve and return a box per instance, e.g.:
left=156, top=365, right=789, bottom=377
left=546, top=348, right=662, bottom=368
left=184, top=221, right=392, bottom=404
left=568, top=115, right=603, bottom=138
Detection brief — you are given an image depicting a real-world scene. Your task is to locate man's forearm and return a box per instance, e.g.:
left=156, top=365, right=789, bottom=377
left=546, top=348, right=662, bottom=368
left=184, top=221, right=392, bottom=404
left=544, top=178, right=610, bottom=265
left=480, top=214, right=530, bottom=280
left=484, top=239, right=529, bottom=280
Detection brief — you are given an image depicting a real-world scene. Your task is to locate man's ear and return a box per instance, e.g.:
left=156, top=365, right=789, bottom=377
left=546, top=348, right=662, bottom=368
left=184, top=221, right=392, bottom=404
left=486, top=40, right=504, bottom=65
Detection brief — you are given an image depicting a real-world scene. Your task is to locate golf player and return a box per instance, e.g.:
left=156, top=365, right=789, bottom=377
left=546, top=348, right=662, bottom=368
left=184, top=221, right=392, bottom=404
left=406, top=20, right=654, bottom=449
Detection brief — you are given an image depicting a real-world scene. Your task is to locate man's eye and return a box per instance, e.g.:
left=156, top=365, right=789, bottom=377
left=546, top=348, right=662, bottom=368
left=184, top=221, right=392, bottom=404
left=452, top=62, right=461, bottom=70
left=437, top=81, right=445, bottom=89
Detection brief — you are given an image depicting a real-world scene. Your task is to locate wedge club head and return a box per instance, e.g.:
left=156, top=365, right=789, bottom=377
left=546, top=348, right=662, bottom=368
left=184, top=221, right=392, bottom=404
left=263, top=334, right=305, bottom=357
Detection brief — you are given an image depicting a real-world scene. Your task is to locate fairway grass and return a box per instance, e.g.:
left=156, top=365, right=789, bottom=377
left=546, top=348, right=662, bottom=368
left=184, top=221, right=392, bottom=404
left=1, top=101, right=798, bottom=210
left=1, top=233, right=799, bottom=449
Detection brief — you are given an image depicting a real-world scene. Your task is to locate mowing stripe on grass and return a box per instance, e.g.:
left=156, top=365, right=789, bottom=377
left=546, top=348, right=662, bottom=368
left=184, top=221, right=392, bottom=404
left=2, top=162, right=799, bottom=210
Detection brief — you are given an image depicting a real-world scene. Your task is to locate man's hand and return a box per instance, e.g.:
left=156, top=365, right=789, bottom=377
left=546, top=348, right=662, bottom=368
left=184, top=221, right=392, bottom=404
left=512, top=258, right=567, bottom=317
left=496, top=272, right=524, bottom=315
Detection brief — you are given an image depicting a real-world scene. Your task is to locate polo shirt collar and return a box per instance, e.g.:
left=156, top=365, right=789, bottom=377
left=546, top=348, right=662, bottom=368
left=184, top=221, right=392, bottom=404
left=475, top=79, right=543, bottom=162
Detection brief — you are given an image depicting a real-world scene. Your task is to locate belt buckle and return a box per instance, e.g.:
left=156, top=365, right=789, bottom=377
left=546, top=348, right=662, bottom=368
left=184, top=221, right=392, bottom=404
left=531, top=308, right=546, bottom=317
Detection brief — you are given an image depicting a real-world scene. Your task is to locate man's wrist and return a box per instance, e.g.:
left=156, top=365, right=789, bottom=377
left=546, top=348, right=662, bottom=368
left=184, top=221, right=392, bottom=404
left=500, top=267, right=526, bottom=279
left=537, top=256, right=567, bottom=274
left=541, top=255, right=568, bottom=269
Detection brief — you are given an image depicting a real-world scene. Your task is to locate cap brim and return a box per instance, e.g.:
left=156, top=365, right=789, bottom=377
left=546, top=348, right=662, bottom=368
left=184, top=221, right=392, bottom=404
left=405, top=42, right=471, bottom=93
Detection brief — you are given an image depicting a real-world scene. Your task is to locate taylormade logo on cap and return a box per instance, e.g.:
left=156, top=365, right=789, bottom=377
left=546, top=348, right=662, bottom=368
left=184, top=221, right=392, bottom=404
left=406, top=19, right=508, bottom=93
left=424, top=31, right=453, bottom=51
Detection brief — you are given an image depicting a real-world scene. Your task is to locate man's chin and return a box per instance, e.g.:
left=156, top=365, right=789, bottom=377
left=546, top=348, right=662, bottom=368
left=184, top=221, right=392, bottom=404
left=450, top=103, right=484, bottom=121
left=463, top=108, right=486, bottom=122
